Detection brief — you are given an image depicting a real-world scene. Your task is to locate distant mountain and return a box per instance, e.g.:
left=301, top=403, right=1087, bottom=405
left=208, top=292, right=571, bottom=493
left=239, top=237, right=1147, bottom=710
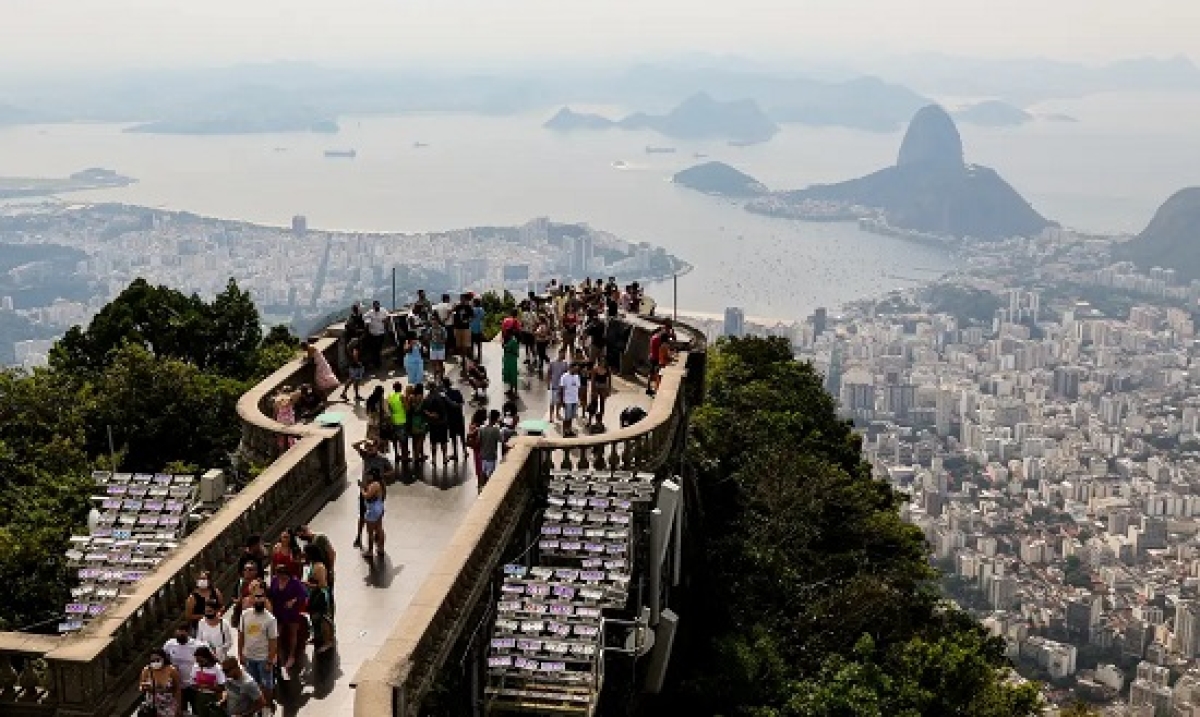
left=673, top=162, right=768, bottom=197
left=767, top=75, right=930, bottom=132
left=126, top=114, right=338, bottom=135
left=614, top=65, right=929, bottom=132
left=896, top=105, right=964, bottom=170
left=868, top=54, right=1200, bottom=104
left=783, top=105, right=1053, bottom=240
left=620, top=93, right=778, bottom=143
left=543, top=107, right=615, bottom=131
left=1115, top=188, right=1200, bottom=281
left=543, top=92, right=779, bottom=143
left=953, top=100, right=1033, bottom=127
left=0, top=103, right=39, bottom=125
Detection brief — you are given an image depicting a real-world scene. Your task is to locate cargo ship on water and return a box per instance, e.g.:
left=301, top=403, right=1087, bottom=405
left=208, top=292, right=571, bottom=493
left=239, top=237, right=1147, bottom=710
left=324, top=149, right=357, bottom=158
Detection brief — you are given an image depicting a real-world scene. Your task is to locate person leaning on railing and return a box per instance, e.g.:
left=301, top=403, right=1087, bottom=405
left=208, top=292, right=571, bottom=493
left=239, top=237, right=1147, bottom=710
left=303, top=339, right=340, bottom=401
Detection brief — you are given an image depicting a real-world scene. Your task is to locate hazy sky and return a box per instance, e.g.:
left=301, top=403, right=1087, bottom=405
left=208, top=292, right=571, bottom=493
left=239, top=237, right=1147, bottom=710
left=3, top=0, right=1198, bottom=71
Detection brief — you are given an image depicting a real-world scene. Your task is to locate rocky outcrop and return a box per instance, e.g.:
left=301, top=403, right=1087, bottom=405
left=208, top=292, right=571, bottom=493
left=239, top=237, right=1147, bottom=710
left=1116, top=187, right=1200, bottom=280
left=783, top=105, right=1052, bottom=240
left=543, top=107, right=615, bottom=131
left=673, top=162, right=768, bottom=197
left=952, top=100, right=1034, bottom=127
left=543, top=93, right=779, bottom=144
left=896, top=105, right=964, bottom=170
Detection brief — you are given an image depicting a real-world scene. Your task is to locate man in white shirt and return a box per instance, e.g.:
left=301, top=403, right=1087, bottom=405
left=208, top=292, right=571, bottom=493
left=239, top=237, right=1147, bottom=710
left=560, top=364, right=582, bottom=438
left=434, top=293, right=455, bottom=356
left=546, top=350, right=569, bottom=422
left=164, top=623, right=205, bottom=714
left=195, top=600, right=233, bottom=661
left=363, top=300, right=389, bottom=370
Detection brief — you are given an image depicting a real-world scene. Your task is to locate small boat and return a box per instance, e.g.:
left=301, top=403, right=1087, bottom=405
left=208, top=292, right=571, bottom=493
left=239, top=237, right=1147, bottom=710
left=645, top=146, right=677, bottom=154
left=693, top=152, right=708, bottom=159
left=413, top=142, right=429, bottom=148
left=324, top=149, right=357, bottom=158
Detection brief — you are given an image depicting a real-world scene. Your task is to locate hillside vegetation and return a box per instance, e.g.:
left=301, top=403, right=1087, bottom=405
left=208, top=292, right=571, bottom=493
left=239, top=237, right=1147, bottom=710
left=0, top=278, right=297, bottom=630
left=652, top=337, right=1040, bottom=715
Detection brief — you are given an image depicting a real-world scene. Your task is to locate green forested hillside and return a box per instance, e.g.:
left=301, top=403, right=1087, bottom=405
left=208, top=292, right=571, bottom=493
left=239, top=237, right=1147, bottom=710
left=652, top=337, right=1040, bottom=716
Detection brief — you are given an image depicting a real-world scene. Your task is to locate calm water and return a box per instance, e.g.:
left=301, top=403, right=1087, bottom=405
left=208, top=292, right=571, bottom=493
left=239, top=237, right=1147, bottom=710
left=2, top=91, right=1198, bottom=319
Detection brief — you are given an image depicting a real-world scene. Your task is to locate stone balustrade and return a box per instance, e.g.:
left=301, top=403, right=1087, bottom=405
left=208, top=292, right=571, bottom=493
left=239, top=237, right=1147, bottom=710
left=352, top=320, right=705, bottom=717
left=0, top=338, right=349, bottom=717
left=0, top=311, right=700, bottom=717
left=0, top=635, right=59, bottom=715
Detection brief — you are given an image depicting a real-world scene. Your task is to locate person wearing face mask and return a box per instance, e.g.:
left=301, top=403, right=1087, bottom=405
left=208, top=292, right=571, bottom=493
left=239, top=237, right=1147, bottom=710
left=237, top=589, right=278, bottom=715
left=189, top=645, right=226, bottom=715
left=162, top=623, right=203, bottom=714
left=195, top=599, right=232, bottom=662
left=139, top=648, right=182, bottom=717
left=183, top=570, right=224, bottom=629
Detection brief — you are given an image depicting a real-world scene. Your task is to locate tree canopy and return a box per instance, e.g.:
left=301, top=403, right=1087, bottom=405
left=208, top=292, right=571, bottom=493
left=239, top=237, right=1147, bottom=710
left=51, top=277, right=264, bottom=379
left=654, top=336, right=1040, bottom=715
left=0, top=277, right=296, bottom=630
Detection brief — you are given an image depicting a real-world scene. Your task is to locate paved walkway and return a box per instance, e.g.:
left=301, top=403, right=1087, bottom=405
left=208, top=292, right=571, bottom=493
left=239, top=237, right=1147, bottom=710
left=275, top=342, right=651, bottom=715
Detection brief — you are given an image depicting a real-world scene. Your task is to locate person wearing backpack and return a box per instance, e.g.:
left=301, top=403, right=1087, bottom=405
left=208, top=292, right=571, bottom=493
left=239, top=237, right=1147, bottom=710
left=195, top=599, right=232, bottom=662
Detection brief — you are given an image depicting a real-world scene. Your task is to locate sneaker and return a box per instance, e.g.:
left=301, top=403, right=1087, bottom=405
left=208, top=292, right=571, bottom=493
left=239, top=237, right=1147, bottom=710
left=352, top=537, right=362, bottom=549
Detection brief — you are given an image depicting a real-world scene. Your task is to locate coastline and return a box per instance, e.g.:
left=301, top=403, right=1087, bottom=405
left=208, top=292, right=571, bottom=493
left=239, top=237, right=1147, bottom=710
left=16, top=200, right=691, bottom=288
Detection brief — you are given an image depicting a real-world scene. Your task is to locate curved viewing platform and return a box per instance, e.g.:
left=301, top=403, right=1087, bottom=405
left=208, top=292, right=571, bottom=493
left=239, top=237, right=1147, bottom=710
left=0, top=304, right=705, bottom=717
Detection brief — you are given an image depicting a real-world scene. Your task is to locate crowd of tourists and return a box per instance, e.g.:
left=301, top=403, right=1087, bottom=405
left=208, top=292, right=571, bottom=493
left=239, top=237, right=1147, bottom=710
left=144, top=279, right=680, bottom=715
left=272, top=278, right=672, bottom=476
left=138, top=529, right=335, bottom=716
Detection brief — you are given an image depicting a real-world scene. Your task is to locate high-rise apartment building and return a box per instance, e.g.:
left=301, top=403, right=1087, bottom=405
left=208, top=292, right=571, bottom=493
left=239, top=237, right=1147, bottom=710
left=723, top=307, right=745, bottom=338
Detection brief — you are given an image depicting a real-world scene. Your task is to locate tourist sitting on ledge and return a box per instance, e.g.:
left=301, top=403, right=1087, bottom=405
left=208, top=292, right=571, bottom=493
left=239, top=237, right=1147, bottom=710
left=294, top=384, right=324, bottom=422
left=463, top=357, right=490, bottom=401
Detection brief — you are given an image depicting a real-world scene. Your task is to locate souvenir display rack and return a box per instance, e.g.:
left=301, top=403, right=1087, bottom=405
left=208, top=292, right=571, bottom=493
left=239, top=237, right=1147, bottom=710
left=484, top=470, right=656, bottom=715
left=59, top=471, right=199, bottom=633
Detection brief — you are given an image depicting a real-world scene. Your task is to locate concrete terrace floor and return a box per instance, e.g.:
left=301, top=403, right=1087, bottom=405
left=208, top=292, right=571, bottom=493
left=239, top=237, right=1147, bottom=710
left=275, top=340, right=653, bottom=716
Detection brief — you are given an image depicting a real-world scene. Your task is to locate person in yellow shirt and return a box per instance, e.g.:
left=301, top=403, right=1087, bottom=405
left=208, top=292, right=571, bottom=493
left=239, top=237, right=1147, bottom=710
left=386, top=381, right=409, bottom=465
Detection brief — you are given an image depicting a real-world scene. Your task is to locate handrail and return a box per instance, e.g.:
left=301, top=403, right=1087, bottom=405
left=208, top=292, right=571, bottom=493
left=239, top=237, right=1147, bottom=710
left=0, top=309, right=700, bottom=715
left=235, top=337, right=339, bottom=441
left=351, top=327, right=702, bottom=716
left=0, top=336, right=349, bottom=716
left=59, top=340, right=344, bottom=656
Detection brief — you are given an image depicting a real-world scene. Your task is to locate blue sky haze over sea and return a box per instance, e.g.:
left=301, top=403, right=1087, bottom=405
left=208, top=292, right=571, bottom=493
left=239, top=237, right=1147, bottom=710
left=1, top=91, right=1198, bottom=320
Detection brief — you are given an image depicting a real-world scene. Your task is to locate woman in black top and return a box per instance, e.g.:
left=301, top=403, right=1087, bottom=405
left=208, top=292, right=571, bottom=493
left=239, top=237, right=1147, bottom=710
left=589, top=358, right=612, bottom=427
left=184, top=570, right=224, bottom=627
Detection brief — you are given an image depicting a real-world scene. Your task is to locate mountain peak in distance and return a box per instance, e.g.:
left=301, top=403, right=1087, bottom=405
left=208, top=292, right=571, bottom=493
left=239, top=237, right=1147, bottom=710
left=896, top=104, right=964, bottom=170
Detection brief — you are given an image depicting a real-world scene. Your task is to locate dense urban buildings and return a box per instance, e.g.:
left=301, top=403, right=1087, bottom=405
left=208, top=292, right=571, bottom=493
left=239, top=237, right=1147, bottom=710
left=790, top=229, right=1200, bottom=714
left=0, top=203, right=684, bottom=368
